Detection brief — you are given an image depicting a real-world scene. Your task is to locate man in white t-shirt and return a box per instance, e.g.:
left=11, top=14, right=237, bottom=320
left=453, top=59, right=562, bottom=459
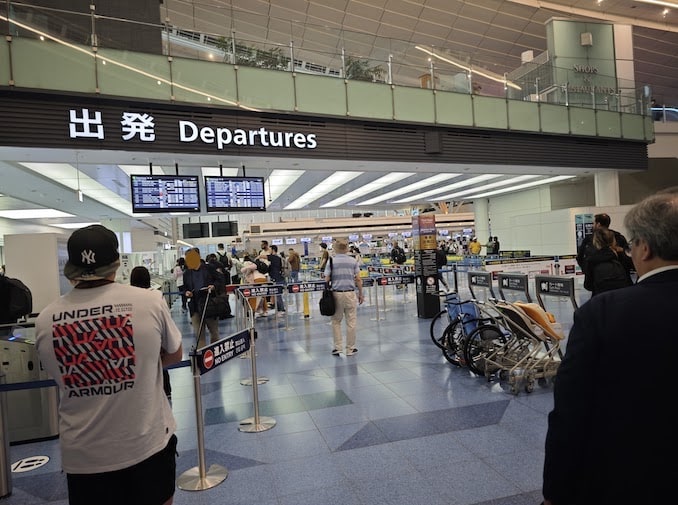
left=35, top=225, right=183, bottom=505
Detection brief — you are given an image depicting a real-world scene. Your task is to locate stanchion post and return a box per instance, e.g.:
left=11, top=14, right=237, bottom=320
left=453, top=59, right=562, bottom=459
left=176, top=354, right=228, bottom=491
left=303, top=292, right=310, bottom=318
left=239, top=327, right=276, bottom=433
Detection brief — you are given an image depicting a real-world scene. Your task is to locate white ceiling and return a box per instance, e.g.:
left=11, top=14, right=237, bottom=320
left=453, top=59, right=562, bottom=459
left=2, top=0, right=675, bottom=238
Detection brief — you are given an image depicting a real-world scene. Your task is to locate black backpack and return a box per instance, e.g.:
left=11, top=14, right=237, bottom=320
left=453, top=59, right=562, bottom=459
left=254, top=258, right=270, bottom=274
left=1, top=276, right=33, bottom=323
left=394, top=249, right=406, bottom=265
left=217, top=251, right=231, bottom=271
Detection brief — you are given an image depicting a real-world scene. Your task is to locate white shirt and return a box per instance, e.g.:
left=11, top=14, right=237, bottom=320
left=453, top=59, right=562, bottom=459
left=35, top=283, right=182, bottom=474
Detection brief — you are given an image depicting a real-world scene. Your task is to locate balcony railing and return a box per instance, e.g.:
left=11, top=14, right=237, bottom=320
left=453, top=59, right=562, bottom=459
left=0, top=0, right=655, bottom=117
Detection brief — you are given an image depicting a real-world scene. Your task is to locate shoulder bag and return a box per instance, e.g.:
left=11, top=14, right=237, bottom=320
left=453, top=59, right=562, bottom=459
left=319, top=258, right=336, bottom=316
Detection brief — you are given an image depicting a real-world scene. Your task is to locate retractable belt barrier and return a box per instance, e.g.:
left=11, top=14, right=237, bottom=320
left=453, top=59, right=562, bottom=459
left=176, top=329, right=251, bottom=491
left=370, top=274, right=415, bottom=320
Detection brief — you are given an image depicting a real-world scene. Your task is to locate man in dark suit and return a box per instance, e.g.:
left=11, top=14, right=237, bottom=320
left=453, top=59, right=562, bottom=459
left=542, top=191, right=678, bottom=505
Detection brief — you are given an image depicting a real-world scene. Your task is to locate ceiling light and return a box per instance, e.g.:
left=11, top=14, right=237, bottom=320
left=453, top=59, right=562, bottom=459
left=634, top=0, right=678, bottom=8
left=20, top=162, right=135, bottom=215
left=267, top=169, right=305, bottom=205
left=51, top=221, right=100, bottom=229
left=432, top=175, right=541, bottom=200
left=321, top=172, right=415, bottom=208
left=357, top=174, right=462, bottom=205
left=0, top=209, right=75, bottom=219
left=395, top=174, right=502, bottom=203
left=465, top=175, right=575, bottom=198
left=284, top=171, right=362, bottom=210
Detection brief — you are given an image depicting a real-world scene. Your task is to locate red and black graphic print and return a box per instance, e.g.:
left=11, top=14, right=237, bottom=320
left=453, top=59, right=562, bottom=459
left=52, top=314, right=136, bottom=395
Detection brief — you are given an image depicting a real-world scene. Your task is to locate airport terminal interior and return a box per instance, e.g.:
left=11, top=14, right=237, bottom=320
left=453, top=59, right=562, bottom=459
left=4, top=272, right=582, bottom=505
left=1, top=0, right=678, bottom=504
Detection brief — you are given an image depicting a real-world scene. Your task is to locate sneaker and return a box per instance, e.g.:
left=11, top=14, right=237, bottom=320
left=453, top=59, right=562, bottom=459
left=346, top=348, right=358, bottom=356
left=331, top=349, right=341, bottom=356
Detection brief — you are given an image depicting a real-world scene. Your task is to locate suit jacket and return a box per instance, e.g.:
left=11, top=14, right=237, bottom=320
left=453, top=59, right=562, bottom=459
left=543, top=268, right=678, bottom=504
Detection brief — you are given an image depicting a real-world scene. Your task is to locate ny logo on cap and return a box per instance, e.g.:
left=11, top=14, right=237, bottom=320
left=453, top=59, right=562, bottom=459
left=81, top=249, right=96, bottom=265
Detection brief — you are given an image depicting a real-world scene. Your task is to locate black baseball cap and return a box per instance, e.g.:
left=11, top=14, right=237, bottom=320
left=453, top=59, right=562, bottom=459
left=64, top=225, right=120, bottom=281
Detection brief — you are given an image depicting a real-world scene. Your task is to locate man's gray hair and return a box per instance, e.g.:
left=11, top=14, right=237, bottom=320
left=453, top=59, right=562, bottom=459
left=334, top=239, right=349, bottom=253
left=624, top=191, right=678, bottom=260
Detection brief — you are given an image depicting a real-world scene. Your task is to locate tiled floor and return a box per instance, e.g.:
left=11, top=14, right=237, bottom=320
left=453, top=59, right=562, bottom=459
left=5, top=283, right=579, bottom=505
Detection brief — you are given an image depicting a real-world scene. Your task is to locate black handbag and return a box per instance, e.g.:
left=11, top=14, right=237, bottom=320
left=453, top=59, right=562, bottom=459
left=319, top=285, right=336, bottom=316
left=200, top=291, right=232, bottom=319
left=319, top=258, right=335, bottom=316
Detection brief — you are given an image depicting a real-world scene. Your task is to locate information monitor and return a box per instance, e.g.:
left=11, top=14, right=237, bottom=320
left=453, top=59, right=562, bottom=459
left=204, top=176, right=266, bottom=212
left=130, top=174, right=201, bottom=213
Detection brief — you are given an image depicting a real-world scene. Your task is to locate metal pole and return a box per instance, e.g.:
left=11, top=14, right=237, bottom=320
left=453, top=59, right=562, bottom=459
left=239, top=327, right=276, bottom=432
left=387, top=54, right=393, bottom=85
left=429, top=60, right=435, bottom=90
left=176, top=355, right=228, bottom=491
left=564, top=83, right=569, bottom=107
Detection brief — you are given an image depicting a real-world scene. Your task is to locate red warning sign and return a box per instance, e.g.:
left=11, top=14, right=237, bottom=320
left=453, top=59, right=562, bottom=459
left=203, top=349, right=214, bottom=370
left=292, top=284, right=300, bottom=293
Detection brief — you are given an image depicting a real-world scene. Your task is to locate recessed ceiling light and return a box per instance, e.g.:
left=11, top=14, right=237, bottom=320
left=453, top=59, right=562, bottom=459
left=0, top=209, right=75, bottom=219
left=51, top=221, right=100, bottom=229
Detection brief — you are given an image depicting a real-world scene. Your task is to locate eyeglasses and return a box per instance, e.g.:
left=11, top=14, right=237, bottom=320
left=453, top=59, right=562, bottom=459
left=625, top=238, right=638, bottom=257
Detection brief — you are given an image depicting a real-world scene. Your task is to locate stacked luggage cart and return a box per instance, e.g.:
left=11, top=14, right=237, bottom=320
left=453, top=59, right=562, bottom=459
left=430, top=291, right=565, bottom=394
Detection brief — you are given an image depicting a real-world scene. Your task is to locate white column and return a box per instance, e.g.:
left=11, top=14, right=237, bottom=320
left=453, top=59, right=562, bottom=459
left=473, top=198, right=490, bottom=242
left=594, top=171, right=620, bottom=206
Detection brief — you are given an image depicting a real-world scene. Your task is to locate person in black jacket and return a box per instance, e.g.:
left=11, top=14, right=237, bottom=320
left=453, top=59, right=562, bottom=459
left=583, top=228, right=633, bottom=297
left=576, top=212, right=629, bottom=271
left=263, top=244, right=285, bottom=313
left=436, top=245, right=449, bottom=290
left=184, top=248, right=220, bottom=347
left=542, top=190, right=678, bottom=505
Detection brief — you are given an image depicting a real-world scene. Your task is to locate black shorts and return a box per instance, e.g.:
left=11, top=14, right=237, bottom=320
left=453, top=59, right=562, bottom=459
left=67, top=434, right=177, bottom=505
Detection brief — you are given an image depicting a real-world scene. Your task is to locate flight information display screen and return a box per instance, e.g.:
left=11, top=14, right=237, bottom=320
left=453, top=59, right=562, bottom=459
left=130, top=175, right=201, bottom=213
left=204, top=176, right=266, bottom=212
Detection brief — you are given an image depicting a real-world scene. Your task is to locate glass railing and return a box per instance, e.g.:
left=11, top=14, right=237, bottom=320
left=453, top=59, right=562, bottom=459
left=0, top=0, right=655, bottom=117
left=651, top=107, right=678, bottom=122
